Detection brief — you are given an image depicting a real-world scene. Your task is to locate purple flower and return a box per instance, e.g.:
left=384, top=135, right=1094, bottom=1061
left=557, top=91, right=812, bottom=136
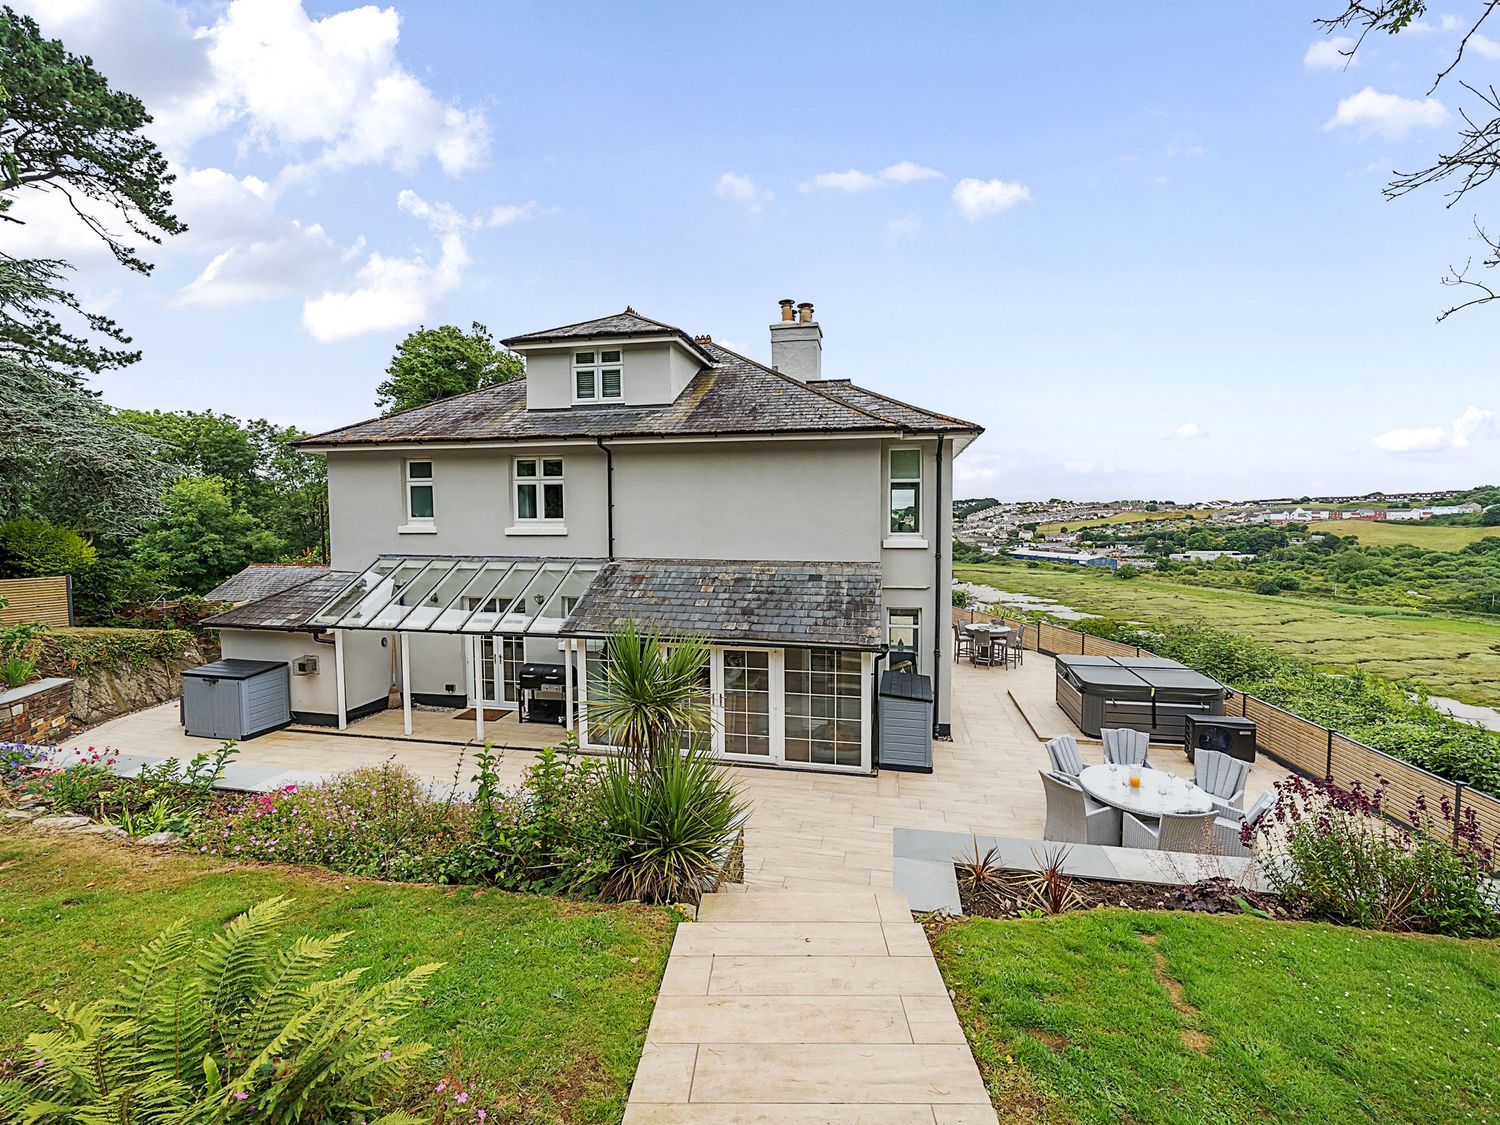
left=232, top=1092, right=249, bottom=1101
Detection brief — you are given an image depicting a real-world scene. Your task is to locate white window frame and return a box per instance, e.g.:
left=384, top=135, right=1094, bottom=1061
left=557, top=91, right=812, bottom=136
left=401, top=459, right=435, bottom=532
left=572, top=347, right=624, bottom=403
left=887, top=608, right=921, bottom=666
left=512, top=456, right=566, bottom=526
left=887, top=447, right=923, bottom=540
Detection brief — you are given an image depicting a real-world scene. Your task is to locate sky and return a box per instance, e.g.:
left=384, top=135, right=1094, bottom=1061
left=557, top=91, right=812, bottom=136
left=11, top=0, right=1499, bottom=502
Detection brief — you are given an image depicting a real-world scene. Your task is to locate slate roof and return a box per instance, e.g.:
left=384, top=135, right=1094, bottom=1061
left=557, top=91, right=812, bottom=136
left=202, top=571, right=359, bottom=631
left=501, top=308, right=710, bottom=355
left=302, top=334, right=980, bottom=448
left=204, top=564, right=333, bottom=604
left=561, top=560, right=883, bottom=649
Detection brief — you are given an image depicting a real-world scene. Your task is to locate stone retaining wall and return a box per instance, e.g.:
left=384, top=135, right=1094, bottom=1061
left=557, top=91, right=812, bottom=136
left=0, top=678, right=77, bottom=744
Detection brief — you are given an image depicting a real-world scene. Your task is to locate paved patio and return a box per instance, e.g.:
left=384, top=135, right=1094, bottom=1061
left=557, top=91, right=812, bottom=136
left=71, top=653, right=1289, bottom=891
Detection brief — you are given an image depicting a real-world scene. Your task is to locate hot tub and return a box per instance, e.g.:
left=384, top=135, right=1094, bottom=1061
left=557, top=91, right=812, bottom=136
left=1055, top=655, right=1228, bottom=741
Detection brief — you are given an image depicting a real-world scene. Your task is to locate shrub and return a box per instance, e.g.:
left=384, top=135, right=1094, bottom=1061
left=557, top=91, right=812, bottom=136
left=590, top=746, right=746, bottom=904
left=201, top=760, right=474, bottom=881
left=0, top=516, right=97, bottom=579
left=1250, top=775, right=1499, bottom=938
left=0, top=897, right=436, bottom=1124
left=2, top=652, right=37, bottom=687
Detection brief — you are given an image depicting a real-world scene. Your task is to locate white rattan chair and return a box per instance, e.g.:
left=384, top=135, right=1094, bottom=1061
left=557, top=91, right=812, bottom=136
left=1045, top=735, right=1085, bottom=778
left=1122, top=808, right=1219, bottom=852
left=1040, top=770, right=1121, bottom=846
left=1102, top=727, right=1151, bottom=769
left=1211, top=789, right=1275, bottom=857
left=1194, top=749, right=1249, bottom=815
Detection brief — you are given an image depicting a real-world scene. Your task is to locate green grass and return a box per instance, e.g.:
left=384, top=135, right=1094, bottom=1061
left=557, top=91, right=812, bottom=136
left=956, top=561, right=1500, bottom=708
left=1326, top=521, right=1499, bottom=551
left=0, top=828, right=675, bottom=1124
left=932, top=910, right=1500, bottom=1125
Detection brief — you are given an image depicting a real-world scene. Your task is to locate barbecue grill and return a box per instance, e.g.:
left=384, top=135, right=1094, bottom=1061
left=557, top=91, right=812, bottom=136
left=518, top=662, right=567, bottom=725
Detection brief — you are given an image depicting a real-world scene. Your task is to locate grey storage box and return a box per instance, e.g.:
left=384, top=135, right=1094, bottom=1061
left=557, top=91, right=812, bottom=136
left=878, top=671, right=933, bottom=773
left=181, top=659, right=291, bottom=741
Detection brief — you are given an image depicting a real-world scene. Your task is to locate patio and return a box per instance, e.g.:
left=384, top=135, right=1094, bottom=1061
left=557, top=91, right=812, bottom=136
left=68, top=653, right=1290, bottom=891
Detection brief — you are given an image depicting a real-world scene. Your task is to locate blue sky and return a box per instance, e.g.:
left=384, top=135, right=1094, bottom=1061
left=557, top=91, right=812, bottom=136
left=14, top=0, right=1497, bottom=500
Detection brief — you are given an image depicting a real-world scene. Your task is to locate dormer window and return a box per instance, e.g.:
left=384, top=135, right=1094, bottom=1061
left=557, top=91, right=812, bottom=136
left=573, top=349, right=623, bottom=402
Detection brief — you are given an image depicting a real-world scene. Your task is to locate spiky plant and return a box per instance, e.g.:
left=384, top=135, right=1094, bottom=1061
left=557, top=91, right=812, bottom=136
left=0, top=897, right=439, bottom=1124
left=586, top=620, right=711, bottom=757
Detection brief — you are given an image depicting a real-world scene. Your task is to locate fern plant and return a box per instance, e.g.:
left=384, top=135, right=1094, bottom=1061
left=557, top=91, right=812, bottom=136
left=0, top=897, right=440, bottom=1123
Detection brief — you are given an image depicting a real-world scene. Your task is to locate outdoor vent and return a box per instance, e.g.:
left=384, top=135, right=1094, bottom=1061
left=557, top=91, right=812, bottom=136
left=292, top=654, right=320, bottom=676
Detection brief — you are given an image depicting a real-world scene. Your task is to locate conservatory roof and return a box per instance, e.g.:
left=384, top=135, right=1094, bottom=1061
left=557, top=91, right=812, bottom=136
left=304, top=555, right=605, bottom=636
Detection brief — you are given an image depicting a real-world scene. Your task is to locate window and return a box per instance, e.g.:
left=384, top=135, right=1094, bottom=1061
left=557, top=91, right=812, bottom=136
left=406, top=460, right=434, bottom=521
left=888, top=448, right=922, bottom=535
left=573, top=348, right=623, bottom=401
left=888, top=609, right=920, bottom=665
left=783, top=648, right=864, bottom=768
left=515, top=457, right=564, bottom=521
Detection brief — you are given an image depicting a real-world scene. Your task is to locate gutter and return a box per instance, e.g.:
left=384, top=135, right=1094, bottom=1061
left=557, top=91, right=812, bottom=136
left=595, top=437, right=615, bottom=560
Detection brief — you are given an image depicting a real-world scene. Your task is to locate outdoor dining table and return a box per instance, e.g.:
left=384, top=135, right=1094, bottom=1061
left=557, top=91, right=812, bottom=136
left=1077, top=763, right=1216, bottom=820
left=962, top=622, right=1010, bottom=667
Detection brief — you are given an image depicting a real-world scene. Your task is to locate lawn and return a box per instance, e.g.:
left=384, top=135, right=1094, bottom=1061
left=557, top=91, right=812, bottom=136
left=1328, top=520, right=1499, bottom=551
left=955, top=561, right=1500, bottom=708
left=932, top=910, right=1500, bottom=1125
left=0, top=828, right=675, bottom=1124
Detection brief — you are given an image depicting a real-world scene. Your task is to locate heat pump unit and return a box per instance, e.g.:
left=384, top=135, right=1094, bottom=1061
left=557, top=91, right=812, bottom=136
left=292, top=654, right=320, bottom=676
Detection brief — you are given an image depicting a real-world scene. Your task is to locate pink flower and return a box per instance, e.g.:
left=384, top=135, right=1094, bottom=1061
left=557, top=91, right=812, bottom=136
left=232, top=1092, right=249, bottom=1101
left=454, top=1092, right=468, bottom=1104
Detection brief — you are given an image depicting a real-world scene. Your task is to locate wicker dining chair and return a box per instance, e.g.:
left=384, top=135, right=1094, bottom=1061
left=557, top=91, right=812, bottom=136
left=1212, top=789, right=1276, bottom=857
left=1040, top=770, right=1121, bottom=845
left=1006, top=622, right=1025, bottom=668
left=1102, top=727, right=1152, bottom=769
left=1194, top=749, right=1250, bottom=815
left=1045, top=735, right=1085, bottom=778
left=1122, top=808, right=1219, bottom=852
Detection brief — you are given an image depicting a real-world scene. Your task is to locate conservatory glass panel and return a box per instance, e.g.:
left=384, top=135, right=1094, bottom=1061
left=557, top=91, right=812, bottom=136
left=460, top=562, right=541, bottom=633
left=366, top=558, right=459, bottom=629
left=307, top=558, right=403, bottom=627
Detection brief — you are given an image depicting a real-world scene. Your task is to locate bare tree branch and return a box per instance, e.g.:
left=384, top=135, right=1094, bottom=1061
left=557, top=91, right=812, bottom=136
left=1436, top=219, right=1500, bottom=320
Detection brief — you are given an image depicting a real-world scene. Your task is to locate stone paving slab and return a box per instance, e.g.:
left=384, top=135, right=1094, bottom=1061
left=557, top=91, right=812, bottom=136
left=624, top=890, right=996, bottom=1122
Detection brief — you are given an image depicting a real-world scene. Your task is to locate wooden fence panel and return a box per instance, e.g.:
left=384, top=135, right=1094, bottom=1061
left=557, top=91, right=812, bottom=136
left=1330, top=733, right=1448, bottom=819
left=1463, top=789, right=1500, bottom=845
left=0, top=576, right=71, bottom=627
left=1241, top=696, right=1329, bottom=776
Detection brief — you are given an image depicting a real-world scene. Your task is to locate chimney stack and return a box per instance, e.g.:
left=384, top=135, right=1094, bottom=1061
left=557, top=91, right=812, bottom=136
left=769, top=297, right=822, bottom=380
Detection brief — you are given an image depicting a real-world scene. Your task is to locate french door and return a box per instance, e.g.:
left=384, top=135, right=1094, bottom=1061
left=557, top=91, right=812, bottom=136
left=712, top=647, right=780, bottom=762
left=476, top=635, right=524, bottom=707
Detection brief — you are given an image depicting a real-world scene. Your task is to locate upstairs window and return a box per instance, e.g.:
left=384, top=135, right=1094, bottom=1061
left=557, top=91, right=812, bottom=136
left=574, top=348, right=623, bottom=402
left=888, top=448, right=922, bottom=535
left=406, top=460, right=434, bottom=521
left=515, top=457, right=564, bottom=521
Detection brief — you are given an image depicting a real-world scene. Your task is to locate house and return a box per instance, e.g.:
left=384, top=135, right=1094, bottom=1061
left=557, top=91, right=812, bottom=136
left=201, top=302, right=982, bottom=774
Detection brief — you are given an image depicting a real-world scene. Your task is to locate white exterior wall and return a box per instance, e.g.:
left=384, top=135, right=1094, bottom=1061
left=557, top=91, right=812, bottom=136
left=522, top=341, right=695, bottom=409
left=218, top=628, right=389, bottom=719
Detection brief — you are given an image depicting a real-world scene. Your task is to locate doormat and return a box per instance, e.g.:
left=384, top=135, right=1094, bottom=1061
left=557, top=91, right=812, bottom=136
left=453, top=707, right=511, bottom=721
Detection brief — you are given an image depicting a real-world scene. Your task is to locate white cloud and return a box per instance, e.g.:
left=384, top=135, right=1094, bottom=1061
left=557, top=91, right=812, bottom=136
left=1304, top=36, right=1357, bottom=69
left=1372, top=406, right=1495, bottom=452
left=1324, top=87, right=1448, bottom=139
left=1168, top=421, right=1207, bottom=439
left=883, top=213, right=923, bottom=239
left=714, top=172, right=773, bottom=212
left=176, top=222, right=338, bottom=307
left=1470, top=32, right=1500, bottom=59
left=952, top=177, right=1032, bottom=219
left=799, top=169, right=880, bottom=193
left=880, top=160, right=944, bottom=183
left=1441, top=14, right=1465, bottom=31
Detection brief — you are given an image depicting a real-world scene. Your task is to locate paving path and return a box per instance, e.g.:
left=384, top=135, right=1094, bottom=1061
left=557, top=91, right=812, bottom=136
left=623, top=889, right=996, bottom=1124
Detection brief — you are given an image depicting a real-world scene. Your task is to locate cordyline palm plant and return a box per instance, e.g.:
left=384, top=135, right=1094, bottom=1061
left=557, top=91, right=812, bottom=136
left=585, top=622, right=747, bottom=903
left=587, top=620, right=712, bottom=758
left=0, top=897, right=439, bottom=1124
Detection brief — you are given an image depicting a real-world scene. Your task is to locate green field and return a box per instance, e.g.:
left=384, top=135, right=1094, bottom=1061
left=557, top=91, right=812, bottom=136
left=955, top=561, right=1500, bottom=708
left=0, top=829, right=674, bottom=1124
left=933, top=910, right=1500, bottom=1124
left=1324, top=520, right=1498, bottom=550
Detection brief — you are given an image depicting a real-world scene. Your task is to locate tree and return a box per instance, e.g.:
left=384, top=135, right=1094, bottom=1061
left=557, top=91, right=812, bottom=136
left=0, top=516, right=95, bottom=578
left=1315, top=2, right=1500, bottom=319
left=131, top=477, right=282, bottom=595
left=0, top=360, right=170, bottom=539
left=0, top=6, right=183, bottom=385
left=586, top=621, right=711, bottom=756
left=375, top=322, right=525, bottom=414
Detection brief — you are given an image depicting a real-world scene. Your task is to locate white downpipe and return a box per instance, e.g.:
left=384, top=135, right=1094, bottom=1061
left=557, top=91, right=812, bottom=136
left=564, top=639, right=575, bottom=734
left=471, top=634, right=485, bottom=743
left=400, top=631, right=412, bottom=737
left=334, top=630, right=348, bottom=730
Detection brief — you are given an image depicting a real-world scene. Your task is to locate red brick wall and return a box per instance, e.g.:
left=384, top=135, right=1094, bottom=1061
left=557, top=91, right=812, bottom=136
left=0, top=680, right=77, bottom=744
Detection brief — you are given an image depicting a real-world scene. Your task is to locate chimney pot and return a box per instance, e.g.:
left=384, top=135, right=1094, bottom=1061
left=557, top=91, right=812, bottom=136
left=769, top=298, right=822, bottom=380
left=797, top=301, right=814, bottom=323
left=778, top=298, right=796, bottom=322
